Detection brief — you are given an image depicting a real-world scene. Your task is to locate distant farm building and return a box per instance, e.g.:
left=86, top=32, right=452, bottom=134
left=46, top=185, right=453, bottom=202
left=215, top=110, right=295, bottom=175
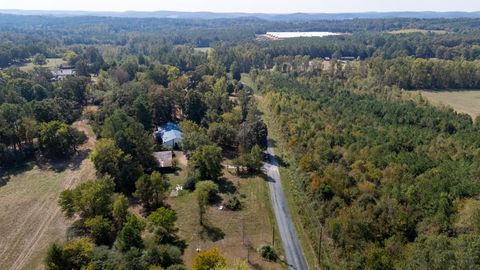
left=153, top=151, right=173, bottom=168
left=258, top=31, right=345, bottom=40
left=154, top=122, right=183, bottom=148
left=52, top=64, right=76, bottom=81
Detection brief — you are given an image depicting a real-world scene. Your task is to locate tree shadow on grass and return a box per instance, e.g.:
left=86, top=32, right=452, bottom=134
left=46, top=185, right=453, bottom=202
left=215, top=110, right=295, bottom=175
left=0, top=175, right=9, bottom=187
left=222, top=148, right=239, bottom=160
left=0, top=161, right=35, bottom=188
left=38, top=149, right=91, bottom=173
left=216, top=177, right=238, bottom=194
left=200, top=222, right=225, bottom=242
left=66, top=219, right=87, bottom=241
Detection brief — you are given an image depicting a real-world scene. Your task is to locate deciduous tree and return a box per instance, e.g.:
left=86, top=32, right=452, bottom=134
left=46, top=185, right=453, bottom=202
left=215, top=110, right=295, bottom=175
left=39, top=121, right=86, bottom=158
left=134, top=171, right=170, bottom=211
left=190, top=145, right=223, bottom=181
left=193, top=247, right=226, bottom=270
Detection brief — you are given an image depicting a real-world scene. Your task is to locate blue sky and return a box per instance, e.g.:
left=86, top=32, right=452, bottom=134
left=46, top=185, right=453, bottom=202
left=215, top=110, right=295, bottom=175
left=1, top=0, right=479, bottom=13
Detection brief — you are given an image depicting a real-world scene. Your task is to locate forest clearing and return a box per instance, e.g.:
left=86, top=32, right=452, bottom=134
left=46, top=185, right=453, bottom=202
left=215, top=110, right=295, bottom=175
left=417, top=90, right=480, bottom=119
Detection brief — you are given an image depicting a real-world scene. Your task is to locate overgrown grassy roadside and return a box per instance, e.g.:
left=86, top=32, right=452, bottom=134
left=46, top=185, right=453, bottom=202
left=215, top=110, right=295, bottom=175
left=260, top=102, right=319, bottom=270
left=243, top=73, right=318, bottom=269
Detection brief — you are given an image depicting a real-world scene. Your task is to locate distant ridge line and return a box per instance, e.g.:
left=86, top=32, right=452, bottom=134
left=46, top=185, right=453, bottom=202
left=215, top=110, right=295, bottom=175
left=1, top=10, right=480, bottom=20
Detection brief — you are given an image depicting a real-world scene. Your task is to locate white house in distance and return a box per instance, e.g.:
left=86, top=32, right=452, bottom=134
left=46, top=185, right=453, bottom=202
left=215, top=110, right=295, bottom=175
left=154, top=122, right=183, bottom=148
left=51, top=64, right=76, bottom=81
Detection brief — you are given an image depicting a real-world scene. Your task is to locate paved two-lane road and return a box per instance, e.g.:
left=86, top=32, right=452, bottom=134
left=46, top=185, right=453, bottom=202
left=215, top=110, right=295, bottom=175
left=264, top=140, right=309, bottom=270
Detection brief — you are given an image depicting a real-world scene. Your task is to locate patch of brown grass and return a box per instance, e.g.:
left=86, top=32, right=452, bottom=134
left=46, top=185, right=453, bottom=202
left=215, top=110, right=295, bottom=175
left=415, top=90, right=480, bottom=119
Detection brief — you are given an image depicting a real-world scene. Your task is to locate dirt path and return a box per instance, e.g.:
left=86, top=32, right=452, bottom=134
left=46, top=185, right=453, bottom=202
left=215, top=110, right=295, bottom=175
left=175, top=151, right=188, bottom=167
left=0, top=120, right=96, bottom=270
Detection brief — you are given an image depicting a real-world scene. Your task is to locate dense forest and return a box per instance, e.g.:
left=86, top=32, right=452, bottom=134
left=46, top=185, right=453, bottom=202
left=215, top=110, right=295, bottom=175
left=251, top=68, right=480, bottom=268
left=1, top=12, right=480, bottom=269
left=2, top=14, right=480, bottom=68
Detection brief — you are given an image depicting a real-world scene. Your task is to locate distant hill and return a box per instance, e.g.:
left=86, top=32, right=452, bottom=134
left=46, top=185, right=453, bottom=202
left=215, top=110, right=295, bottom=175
left=1, top=10, right=480, bottom=20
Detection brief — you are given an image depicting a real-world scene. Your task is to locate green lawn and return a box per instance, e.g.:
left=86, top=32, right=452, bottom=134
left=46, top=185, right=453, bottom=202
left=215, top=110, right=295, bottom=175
left=240, top=73, right=258, bottom=92
left=18, top=58, right=67, bottom=72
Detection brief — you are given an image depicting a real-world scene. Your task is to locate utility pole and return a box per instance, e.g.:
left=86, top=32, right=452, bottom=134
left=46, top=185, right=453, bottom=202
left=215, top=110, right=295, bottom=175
left=272, top=223, right=275, bottom=248
left=242, top=220, right=250, bottom=264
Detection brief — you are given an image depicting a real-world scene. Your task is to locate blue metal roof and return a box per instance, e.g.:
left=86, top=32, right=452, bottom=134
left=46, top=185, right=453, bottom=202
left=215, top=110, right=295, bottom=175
left=158, top=122, right=180, bottom=133
left=162, top=130, right=182, bottom=143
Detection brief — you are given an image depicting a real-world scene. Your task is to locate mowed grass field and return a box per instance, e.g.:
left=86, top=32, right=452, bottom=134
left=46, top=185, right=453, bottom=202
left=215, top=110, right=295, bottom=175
left=18, top=58, right=67, bottom=72
left=0, top=120, right=96, bottom=270
left=416, top=90, right=480, bottom=119
left=166, top=153, right=285, bottom=269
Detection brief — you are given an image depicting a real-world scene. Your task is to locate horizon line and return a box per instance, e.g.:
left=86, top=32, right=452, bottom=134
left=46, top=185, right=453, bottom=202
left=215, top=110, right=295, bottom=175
left=1, top=9, right=480, bottom=15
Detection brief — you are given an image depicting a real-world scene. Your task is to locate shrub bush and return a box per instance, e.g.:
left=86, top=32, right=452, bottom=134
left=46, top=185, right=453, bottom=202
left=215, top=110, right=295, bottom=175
left=258, top=245, right=278, bottom=261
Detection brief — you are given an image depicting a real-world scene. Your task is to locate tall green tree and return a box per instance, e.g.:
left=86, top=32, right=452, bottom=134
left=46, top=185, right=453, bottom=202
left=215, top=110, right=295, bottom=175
left=112, top=194, right=130, bottom=229
left=59, top=178, right=115, bottom=219
left=39, top=121, right=86, bottom=158
left=116, top=215, right=145, bottom=252
left=183, top=90, right=206, bottom=124
left=90, top=138, right=143, bottom=193
left=101, top=109, right=155, bottom=168
left=134, top=171, right=170, bottom=211
left=195, top=180, right=219, bottom=225
left=133, top=96, right=153, bottom=131
left=45, top=238, right=95, bottom=270
left=230, top=61, right=241, bottom=81
left=84, top=215, right=114, bottom=245
left=207, top=122, right=237, bottom=149
left=147, top=207, right=178, bottom=244
left=33, top=53, right=47, bottom=65
left=237, top=120, right=268, bottom=152
left=190, top=145, right=223, bottom=181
